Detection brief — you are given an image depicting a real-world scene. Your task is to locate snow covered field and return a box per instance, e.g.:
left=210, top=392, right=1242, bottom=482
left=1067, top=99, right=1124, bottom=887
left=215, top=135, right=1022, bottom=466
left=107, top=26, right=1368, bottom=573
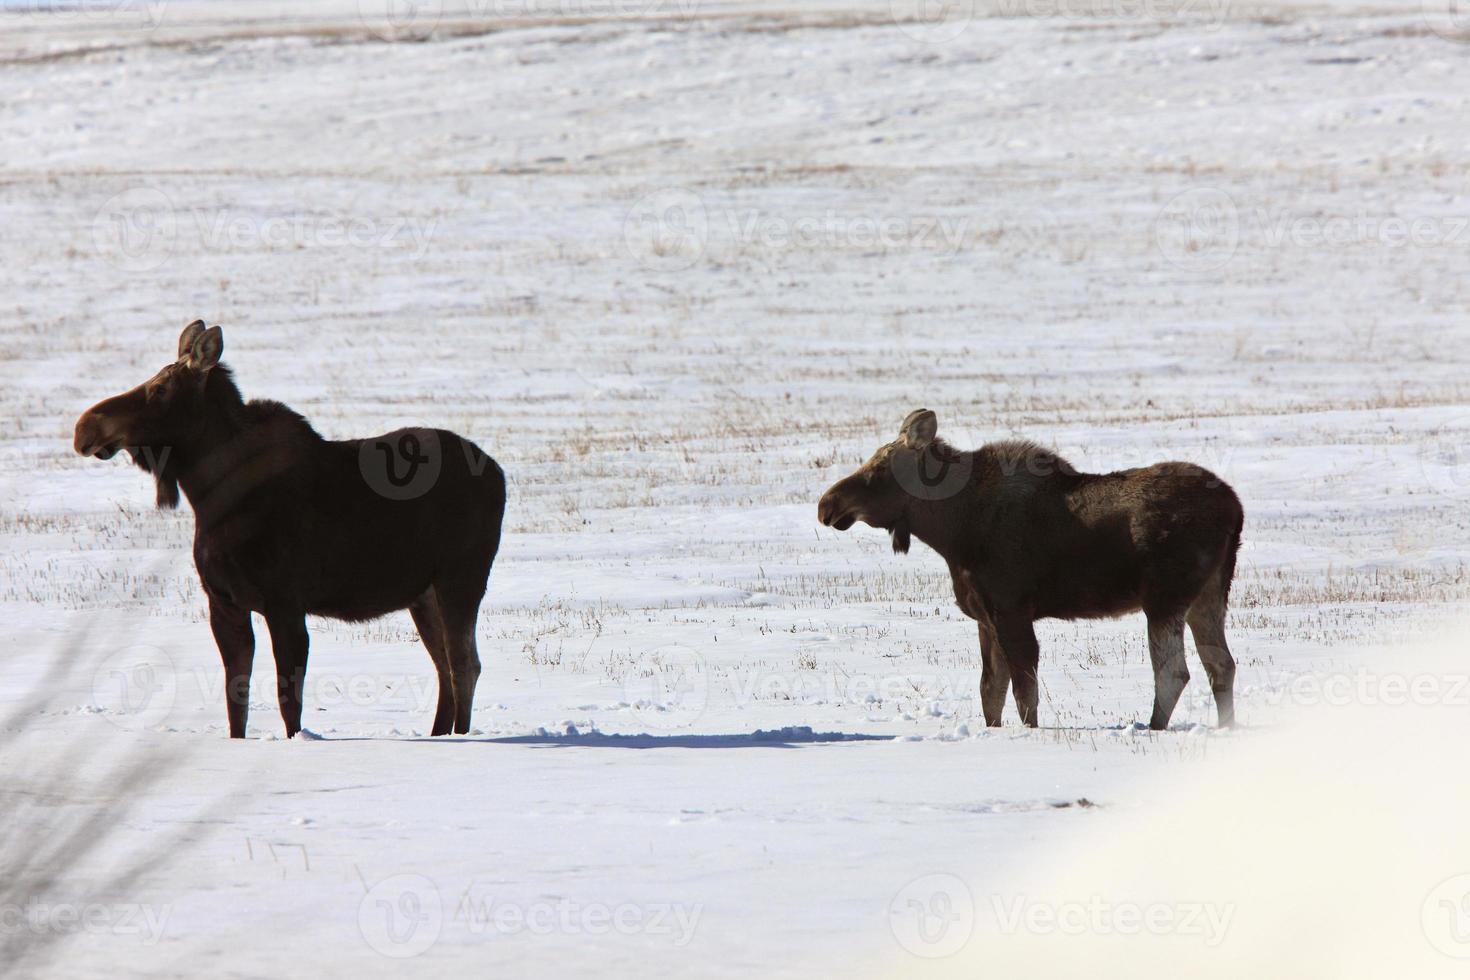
left=2, top=0, right=1469, bottom=975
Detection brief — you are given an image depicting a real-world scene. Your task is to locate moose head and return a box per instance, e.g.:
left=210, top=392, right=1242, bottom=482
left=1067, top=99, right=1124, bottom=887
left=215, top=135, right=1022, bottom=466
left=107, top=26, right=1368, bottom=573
left=817, top=408, right=970, bottom=554
left=73, top=320, right=225, bottom=509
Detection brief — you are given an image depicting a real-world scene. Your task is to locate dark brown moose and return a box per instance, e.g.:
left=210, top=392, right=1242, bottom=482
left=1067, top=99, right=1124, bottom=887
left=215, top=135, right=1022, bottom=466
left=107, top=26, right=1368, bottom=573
left=74, top=321, right=506, bottom=738
left=817, top=409, right=1243, bottom=730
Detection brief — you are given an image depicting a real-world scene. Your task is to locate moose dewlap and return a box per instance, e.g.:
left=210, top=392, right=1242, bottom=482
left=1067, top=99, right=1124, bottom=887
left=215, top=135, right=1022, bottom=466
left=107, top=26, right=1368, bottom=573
left=817, top=409, right=1243, bottom=730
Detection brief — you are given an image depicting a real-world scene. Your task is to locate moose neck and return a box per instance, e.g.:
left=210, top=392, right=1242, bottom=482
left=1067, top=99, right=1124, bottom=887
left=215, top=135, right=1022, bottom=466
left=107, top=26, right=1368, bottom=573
left=900, top=492, right=974, bottom=565
left=899, top=447, right=987, bottom=565
left=170, top=367, right=251, bottom=513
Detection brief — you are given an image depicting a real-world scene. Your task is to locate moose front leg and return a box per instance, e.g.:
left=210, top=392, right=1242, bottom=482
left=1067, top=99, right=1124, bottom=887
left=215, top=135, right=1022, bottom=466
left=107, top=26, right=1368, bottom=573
left=978, top=618, right=1009, bottom=727
left=265, top=611, right=310, bottom=739
left=209, top=595, right=255, bottom=738
left=994, top=614, right=1041, bottom=728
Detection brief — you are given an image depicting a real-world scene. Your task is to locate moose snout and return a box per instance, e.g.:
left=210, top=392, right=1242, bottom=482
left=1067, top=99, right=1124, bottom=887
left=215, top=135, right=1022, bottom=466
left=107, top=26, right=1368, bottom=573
left=817, top=487, right=857, bottom=531
left=74, top=410, right=120, bottom=459
left=817, top=490, right=836, bottom=526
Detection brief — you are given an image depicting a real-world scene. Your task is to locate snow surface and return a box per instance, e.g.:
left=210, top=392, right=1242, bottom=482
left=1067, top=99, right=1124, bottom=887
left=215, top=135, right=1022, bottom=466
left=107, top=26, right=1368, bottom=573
left=2, top=0, right=1469, bottom=975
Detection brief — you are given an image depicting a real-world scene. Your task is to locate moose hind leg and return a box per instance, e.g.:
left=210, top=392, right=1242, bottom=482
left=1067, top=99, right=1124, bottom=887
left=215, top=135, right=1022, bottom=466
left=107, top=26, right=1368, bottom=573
left=1187, top=586, right=1236, bottom=728
left=1147, top=612, right=1190, bottom=731
left=410, top=593, right=455, bottom=737
left=265, top=612, right=309, bottom=739
left=979, top=620, right=1010, bottom=727
left=435, top=588, right=483, bottom=736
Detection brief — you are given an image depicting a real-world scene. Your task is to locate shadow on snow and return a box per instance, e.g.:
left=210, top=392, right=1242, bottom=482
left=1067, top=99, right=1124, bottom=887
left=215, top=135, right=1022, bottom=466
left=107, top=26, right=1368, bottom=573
left=393, top=726, right=896, bottom=749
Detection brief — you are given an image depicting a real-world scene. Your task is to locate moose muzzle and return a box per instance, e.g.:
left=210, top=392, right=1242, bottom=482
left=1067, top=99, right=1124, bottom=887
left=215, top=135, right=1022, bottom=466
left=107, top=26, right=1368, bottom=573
left=74, top=400, right=130, bottom=460
left=817, top=485, right=859, bottom=531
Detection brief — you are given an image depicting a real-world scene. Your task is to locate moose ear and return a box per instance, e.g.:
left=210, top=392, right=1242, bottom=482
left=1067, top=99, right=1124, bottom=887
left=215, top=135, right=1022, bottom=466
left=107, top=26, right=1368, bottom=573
left=186, top=325, right=224, bottom=372
left=178, top=319, right=206, bottom=360
left=898, top=409, right=937, bottom=451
